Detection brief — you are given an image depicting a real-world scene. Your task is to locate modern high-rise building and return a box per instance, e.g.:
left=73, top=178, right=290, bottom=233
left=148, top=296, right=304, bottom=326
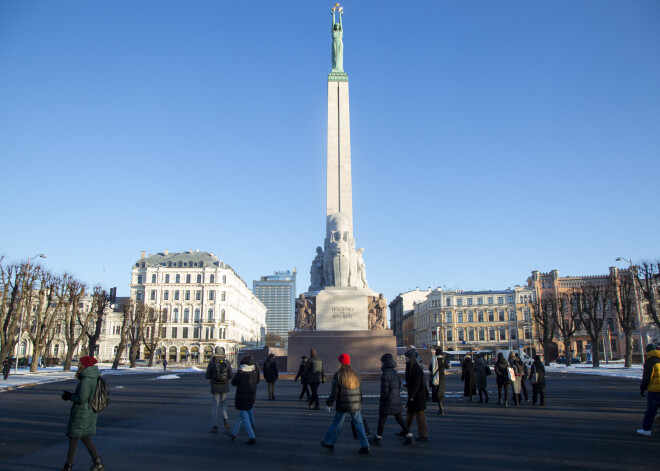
left=253, top=270, right=296, bottom=347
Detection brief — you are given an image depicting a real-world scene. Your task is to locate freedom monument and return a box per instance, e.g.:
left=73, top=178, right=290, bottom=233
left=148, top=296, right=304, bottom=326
left=287, top=4, right=397, bottom=374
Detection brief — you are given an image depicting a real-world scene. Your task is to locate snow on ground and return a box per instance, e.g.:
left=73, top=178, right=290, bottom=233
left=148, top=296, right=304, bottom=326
left=154, top=374, right=180, bottom=380
left=546, top=361, right=642, bottom=380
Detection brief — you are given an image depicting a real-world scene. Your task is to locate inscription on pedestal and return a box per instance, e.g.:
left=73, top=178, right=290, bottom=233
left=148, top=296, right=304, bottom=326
left=316, top=289, right=369, bottom=330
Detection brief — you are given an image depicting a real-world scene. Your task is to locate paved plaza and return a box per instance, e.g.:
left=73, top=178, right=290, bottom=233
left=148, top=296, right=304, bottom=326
left=0, top=371, right=655, bottom=471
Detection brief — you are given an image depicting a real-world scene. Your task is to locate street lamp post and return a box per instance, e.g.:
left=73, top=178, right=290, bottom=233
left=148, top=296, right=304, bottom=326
left=616, top=257, right=647, bottom=354
left=15, top=253, right=46, bottom=373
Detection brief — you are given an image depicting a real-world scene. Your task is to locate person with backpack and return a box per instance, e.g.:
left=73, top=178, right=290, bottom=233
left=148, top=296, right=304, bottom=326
left=61, top=355, right=105, bottom=471
left=494, top=352, right=512, bottom=407
left=304, top=349, right=324, bottom=410
left=473, top=354, right=490, bottom=403
left=263, top=353, right=279, bottom=400
left=529, top=355, right=546, bottom=406
left=429, top=346, right=450, bottom=415
left=205, top=352, right=233, bottom=432
left=320, top=353, right=371, bottom=454
left=294, top=355, right=310, bottom=401
left=229, top=355, right=260, bottom=444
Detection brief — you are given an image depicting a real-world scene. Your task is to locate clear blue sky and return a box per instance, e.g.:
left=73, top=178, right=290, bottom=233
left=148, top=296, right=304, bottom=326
left=1, top=1, right=658, bottom=304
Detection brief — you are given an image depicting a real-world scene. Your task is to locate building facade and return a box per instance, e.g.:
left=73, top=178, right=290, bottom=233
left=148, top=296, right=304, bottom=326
left=389, top=288, right=432, bottom=346
left=253, top=270, right=296, bottom=348
left=130, top=250, right=266, bottom=366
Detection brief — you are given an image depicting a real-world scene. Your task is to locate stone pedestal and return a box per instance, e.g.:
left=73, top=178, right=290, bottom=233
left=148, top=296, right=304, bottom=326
left=287, top=329, right=397, bottom=375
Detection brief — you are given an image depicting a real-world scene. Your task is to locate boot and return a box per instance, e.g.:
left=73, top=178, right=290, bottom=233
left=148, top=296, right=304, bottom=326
left=62, top=464, right=73, bottom=471
left=90, top=458, right=105, bottom=471
left=403, top=435, right=414, bottom=445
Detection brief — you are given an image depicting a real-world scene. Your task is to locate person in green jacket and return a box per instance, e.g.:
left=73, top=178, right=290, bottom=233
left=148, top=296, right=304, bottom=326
left=61, top=356, right=105, bottom=471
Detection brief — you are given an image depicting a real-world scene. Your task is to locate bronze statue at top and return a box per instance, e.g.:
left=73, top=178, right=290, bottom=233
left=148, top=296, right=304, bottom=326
left=331, top=3, right=344, bottom=71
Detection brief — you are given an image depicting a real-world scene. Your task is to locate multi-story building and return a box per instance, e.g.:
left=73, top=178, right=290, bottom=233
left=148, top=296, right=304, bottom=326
left=389, top=288, right=432, bottom=346
left=130, top=250, right=266, bottom=366
left=412, top=286, right=538, bottom=355
left=253, top=270, right=296, bottom=348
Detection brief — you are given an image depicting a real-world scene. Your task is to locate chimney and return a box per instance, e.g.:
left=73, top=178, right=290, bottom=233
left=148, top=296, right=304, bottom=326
left=164, top=249, right=169, bottom=256
left=140, top=250, right=146, bottom=259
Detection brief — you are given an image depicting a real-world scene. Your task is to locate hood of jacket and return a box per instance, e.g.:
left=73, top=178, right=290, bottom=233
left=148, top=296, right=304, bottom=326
left=239, top=364, right=255, bottom=373
left=474, top=358, right=485, bottom=367
left=647, top=350, right=660, bottom=359
left=79, top=365, right=100, bottom=380
left=381, top=357, right=397, bottom=370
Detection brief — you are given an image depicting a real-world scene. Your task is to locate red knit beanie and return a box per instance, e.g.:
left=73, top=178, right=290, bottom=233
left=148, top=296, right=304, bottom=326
left=338, top=353, right=350, bottom=365
left=80, top=356, right=98, bottom=368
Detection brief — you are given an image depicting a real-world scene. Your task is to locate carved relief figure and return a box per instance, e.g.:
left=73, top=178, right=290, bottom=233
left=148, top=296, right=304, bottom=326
left=295, top=294, right=316, bottom=330
left=368, top=293, right=388, bottom=330
left=355, top=247, right=368, bottom=289
left=309, top=246, right=325, bottom=291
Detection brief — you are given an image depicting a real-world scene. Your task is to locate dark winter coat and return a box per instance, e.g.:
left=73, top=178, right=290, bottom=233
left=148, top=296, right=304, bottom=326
left=66, top=365, right=99, bottom=438
left=405, top=359, right=427, bottom=412
left=205, top=356, right=233, bottom=394
left=495, top=358, right=512, bottom=386
left=231, top=361, right=260, bottom=410
left=326, top=371, right=362, bottom=413
left=304, top=355, right=324, bottom=384
left=474, top=357, right=489, bottom=390
left=379, top=357, right=403, bottom=416
left=529, top=360, right=546, bottom=392
left=641, top=350, right=660, bottom=393
left=295, top=360, right=309, bottom=384
left=2, top=359, right=11, bottom=375
left=263, top=358, right=279, bottom=383
left=461, top=357, right=476, bottom=396
left=429, top=354, right=450, bottom=401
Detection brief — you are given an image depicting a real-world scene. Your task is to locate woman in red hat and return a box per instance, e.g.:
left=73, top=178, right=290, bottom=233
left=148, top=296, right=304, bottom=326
left=61, top=356, right=105, bottom=471
left=320, top=353, right=370, bottom=454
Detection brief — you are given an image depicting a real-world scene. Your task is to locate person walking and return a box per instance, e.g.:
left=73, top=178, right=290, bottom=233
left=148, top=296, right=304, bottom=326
left=372, top=353, right=414, bottom=446
left=461, top=354, right=476, bottom=402
left=320, top=354, right=370, bottom=454
left=205, top=352, right=233, bottom=432
left=529, top=355, right=546, bottom=406
left=229, top=355, right=260, bottom=444
left=508, top=352, right=523, bottom=405
left=495, top=352, right=511, bottom=407
left=473, top=354, right=490, bottom=403
left=638, top=343, right=660, bottom=437
left=515, top=353, right=530, bottom=402
left=162, top=358, right=167, bottom=370
left=429, top=346, right=450, bottom=415
left=263, top=353, right=279, bottom=400
left=2, top=356, right=11, bottom=380
left=294, top=355, right=310, bottom=401
left=60, top=356, right=105, bottom=471
left=304, top=349, right=324, bottom=410
left=404, top=348, right=428, bottom=442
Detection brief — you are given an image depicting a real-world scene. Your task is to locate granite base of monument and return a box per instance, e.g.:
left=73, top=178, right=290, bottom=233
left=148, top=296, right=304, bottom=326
left=287, top=329, right=397, bottom=375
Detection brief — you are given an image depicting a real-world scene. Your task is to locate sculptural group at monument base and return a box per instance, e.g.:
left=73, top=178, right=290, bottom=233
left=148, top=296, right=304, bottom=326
left=295, top=294, right=316, bottom=331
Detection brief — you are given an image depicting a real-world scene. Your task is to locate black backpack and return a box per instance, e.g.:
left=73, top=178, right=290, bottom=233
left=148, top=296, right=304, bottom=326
left=214, top=359, right=229, bottom=384
left=89, top=376, right=110, bottom=413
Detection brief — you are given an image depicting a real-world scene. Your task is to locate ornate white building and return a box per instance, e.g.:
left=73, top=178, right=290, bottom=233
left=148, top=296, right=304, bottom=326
left=130, top=250, right=266, bottom=365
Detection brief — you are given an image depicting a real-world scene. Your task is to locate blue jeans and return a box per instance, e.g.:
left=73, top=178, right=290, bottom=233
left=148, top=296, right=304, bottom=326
left=232, top=409, right=255, bottom=439
left=211, top=393, right=228, bottom=427
left=323, top=410, right=369, bottom=448
left=642, top=391, right=660, bottom=431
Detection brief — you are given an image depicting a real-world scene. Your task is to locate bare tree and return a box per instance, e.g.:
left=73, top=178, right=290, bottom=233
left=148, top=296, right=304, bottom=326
left=61, top=275, right=93, bottom=371
left=128, top=301, right=149, bottom=368
left=533, top=295, right=558, bottom=366
left=614, top=272, right=637, bottom=367
left=84, top=286, right=110, bottom=358
left=552, top=292, right=581, bottom=366
left=574, top=283, right=613, bottom=368
left=633, top=260, right=660, bottom=332
left=112, top=299, right=136, bottom=369
left=143, top=306, right=165, bottom=367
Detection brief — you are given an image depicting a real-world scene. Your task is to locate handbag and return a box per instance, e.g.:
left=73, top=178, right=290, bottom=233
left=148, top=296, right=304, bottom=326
left=530, top=372, right=538, bottom=385
left=507, top=367, right=516, bottom=381
left=485, top=365, right=492, bottom=376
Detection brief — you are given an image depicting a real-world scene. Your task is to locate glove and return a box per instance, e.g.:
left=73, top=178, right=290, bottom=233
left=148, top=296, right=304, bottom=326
left=641, top=390, right=645, bottom=397
left=61, top=390, right=72, bottom=401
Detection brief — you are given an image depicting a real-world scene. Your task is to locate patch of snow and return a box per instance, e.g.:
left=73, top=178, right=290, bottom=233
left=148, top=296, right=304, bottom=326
left=154, top=374, right=180, bottom=380
left=546, top=363, right=642, bottom=380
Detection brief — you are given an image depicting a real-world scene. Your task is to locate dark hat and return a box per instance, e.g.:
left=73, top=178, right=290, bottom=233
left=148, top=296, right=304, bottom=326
left=301, top=355, right=307, bottom=360
left=380, top=353, right=393, bottom=362
left=646, top=343, right=657, bottom=353
left=405, top=348, right=418, bottom=360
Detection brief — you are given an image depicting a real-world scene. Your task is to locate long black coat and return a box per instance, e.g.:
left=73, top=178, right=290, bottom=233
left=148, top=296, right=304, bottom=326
left=429, top=354, right=450, bottom=401
left=530, top=360, right=546, bottom=392
left=379, top=357, right=403, bottom=416
left=474, top=357, right=488, bottom=389
left=495, top=358, right=512, bottom=386
left=326, top=372, right=362, bottom=413
left=405, top=360, right=427, bottom=412
left=263, top=358, right=278, bottom=383
left=231, top=362, right=260, bottom=410
left=461, top=357, right=476, bottom=396
left=295, top=360, right=309, bottom=385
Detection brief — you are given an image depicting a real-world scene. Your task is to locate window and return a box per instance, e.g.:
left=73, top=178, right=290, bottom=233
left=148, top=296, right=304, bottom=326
left=221, top=291, right=226, bottom=301
left=185, top=290, right=190, bottom=301
left=197, top=274, right=202, bottom=283
left=183, top=308, right=190, bottom=323
left=193, top=327, right=200, bottom=338
left=208, top=309, right=214, bottom=322
left=446, top=330, right=453, bottom=342
left=524, top=328, right=531, bottom=340
left=176, top=274, right=181, bottom=283
left=178, top=261, right=182, bottom=268
left=171, top=327, right=178, bottom=339
left=196, top=290, right=201, bottom=301
left=468, top=329, right=474, bottom=341
left=478, top=311, right=484, bottom=322
left=509, top=309, right=516, bottom=321
left=164, top=290, right=169, bottom=301
left=445, top=312, right=452, bottom=323
left=210, top=274, right=215, bottom=283
left=136, top=291, right=143, bottom=301
left=209, top=290, right=215, bottom=301
left=610, top=339, right=618, bottom=352
left=174, top=290, right=180, bottom=300
left=489, top=328, right=496, bottom=341
left=497, top=296, right=503, bottom=304
left=137, top=275, right=143, bottom=284
left=182, top=327, right=188, bottom=339
left=165, top=274, right=170, bottom=283
left=161, top=327, right=167, bottom=338
left=499, top=327, right=507, bottom=340
left=113, top=325, right=121, bottom=335
left=468, top=311, right=474, bottom=322
left=434, top=313, right=439, bottom=323
left=186, top=274, right=191, bottom=283
left=467, top=298, right=473, bottom=306
left=478, top=328, right=485, bottom=341
left=498, top=311, right=505, bottom=322
left=173, top=308, right=179, bottom=322
left=458, top=329, right=464, bottom=342
left=194, top=308, right=200, bottom=322
left=150, top=290, right=156, bottom=301
left=488, top=310, right=494, bottom=322
left=167, top=262, right=172, bottom=268
left=457, top=312, right=463, bottom=323
left=477, top=297, right=483, bottom=305
left=510, top=328, right=517, bottom=340
left=507, top=296, right=514, bottom=303
left=221, top=309, right=225, bottom=322
left=488, top=297, right=493, bottom=305
left=606, top=318, right=614, bottom=331
left=222, top=275, right=227, bottom=284
left=457, top=298, right=463, bottom=306
left=524, top=309, right=530, bottom=321
left=446, top=298, right=452, bottom=306
left=151, top=274, right=157, bottom=283
left=162, top=308, right=168, bottom=322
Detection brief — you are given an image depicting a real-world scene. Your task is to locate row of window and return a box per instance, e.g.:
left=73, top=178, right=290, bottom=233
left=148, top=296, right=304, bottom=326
left=418, top=309, right=532, bottom=327
left=137, top=290, right=226, bottom=302
left=430, top=295, right=516, bottom=308
left=165, top=326, right=228, bottom=340
left=442, top=326, right=532, bottom=342
left=137, top=273, right=228, bottom=284
left=163, top=307, right=226, bottom=324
